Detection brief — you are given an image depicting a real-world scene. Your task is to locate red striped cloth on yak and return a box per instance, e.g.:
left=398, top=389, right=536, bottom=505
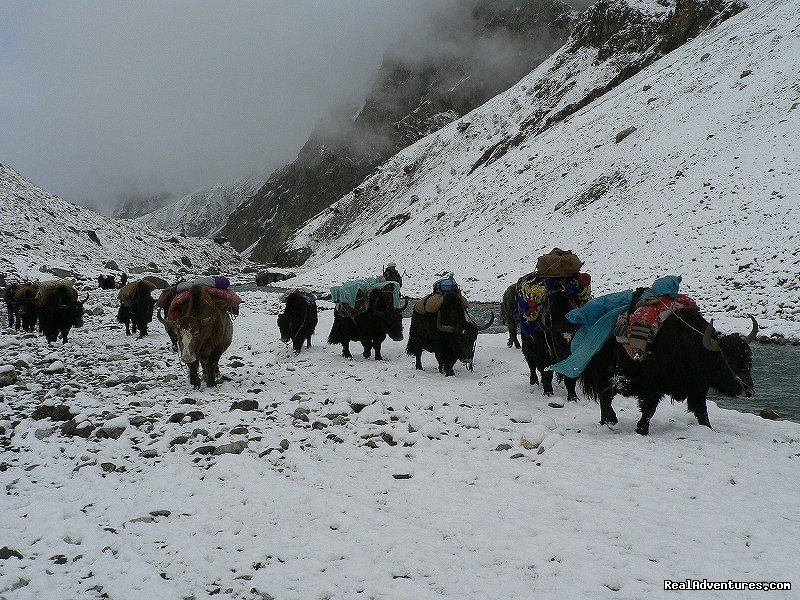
left=167, top=286, right=242, bottom=321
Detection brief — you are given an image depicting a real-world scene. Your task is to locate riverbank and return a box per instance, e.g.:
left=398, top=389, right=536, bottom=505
left=1, top=289, right=798, bottom=598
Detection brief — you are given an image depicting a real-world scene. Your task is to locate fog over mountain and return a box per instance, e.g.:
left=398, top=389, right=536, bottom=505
left=0, top=0, right=462, bottom=211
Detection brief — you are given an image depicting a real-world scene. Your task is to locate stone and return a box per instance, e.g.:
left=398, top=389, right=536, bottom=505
left=51, top=405, right=73, bottom=421
left=615, top=126, right=637, bottom=143
left=0, top=546, right=23, bottom=560
left=494, top=443, right=512, bottom=451
left=0, top=366, right=17, bottom=387
left=91, top=306, right=104, bottom=316
left=191, top=445, right=216, bottom=455
left=169, top=412, right=185, bottom=423
left=229, top=360, right=245, bottom=368
left=381, top=432, right=397, bottom=446
left=143, top=276, right=170, bottom=289
left=45, top=361, right=66, bottom=374
left=212, top=441, right=246, bottom=456
left=548, top=402, right=564, bottom=409
left=759, top=407, right=779, bottom=420
left=186, top=411, right=204, bottom=422
left=279, top=439, right=290, bottom=451
left=311, top=421, right=327, bottom=430
left=740, top=69, right=752, bottom=78
left=142, top=449, right=159, bottom=458
left=510, top=453, right=525, bottom=459
left=170, top=435, right=190, bottom=446
left=230, top=426, right=248, bottom=435
left=181, top=256, right=192, bottom=267
left=392, top=473, right=413, bottom=479
left=32, top=404, right=55, bottom=420
left=101, top=462, right=117, bottom=473
left=192, top=428, right=209, bottom=438
left=104, top=260, right=119, bottom=270
left=149, top=510, right=171, bottom=518
left=231, top=400, right=258, bottom=412
left=34, top=427, right=54, bottom=439
left=292, top=407, right=310, bottom=421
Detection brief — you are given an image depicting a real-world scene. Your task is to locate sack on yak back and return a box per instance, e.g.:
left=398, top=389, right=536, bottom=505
left=37, top=278, right=76, bottom=304
left=535, top=248, right=583, bottom=278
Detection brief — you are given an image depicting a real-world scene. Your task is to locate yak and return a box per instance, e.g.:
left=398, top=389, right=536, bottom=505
left=406, top=292, right=494, bottom=376
left=521, top=293, right=580, bottom=402
left=13, top=284, right=39, bottom=332
left=38, top=283, right=87, bottom=343
left=278, top=290, right=318, bottom=354
left=98, top=275, right=116, bottom=290
left=117, top=280, right=156, bottom=338
left=500, top=283, right=520, bottom=349
left=581, top=307, right=758, bottom=435
left=158, top=285, right=233, bottom=388
left=328, top=284, right=407, bottom=361
left=3, top=283, right=21, bottom=328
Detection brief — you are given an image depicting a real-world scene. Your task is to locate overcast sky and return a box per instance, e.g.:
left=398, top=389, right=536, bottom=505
left=1, top=0, right=443, bottom=209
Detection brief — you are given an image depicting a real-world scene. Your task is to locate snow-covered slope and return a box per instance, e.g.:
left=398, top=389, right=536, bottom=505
left=0, top=164, right=246, bottom=280
left=282, top=0, right=800, bottom=339
left=137, top=166, right=271, bottom=237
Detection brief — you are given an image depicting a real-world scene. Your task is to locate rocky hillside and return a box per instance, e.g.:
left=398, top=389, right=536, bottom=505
left=280, top=0, right=800, bottom=338
left=0, top=164, right=247, bottom=282
left=215, top=0, right=576, bottom=263
left=137, top=166, right=273, bottom=238
left=114, top=191, right=175, bottom=220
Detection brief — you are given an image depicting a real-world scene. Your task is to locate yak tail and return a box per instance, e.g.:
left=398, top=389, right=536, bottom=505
left=579, top=371, right=600, bottom=403
left=327, top=322, right=341, bottom=345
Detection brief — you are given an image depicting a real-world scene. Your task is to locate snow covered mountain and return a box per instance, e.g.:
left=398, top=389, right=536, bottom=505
left=217, top=0, right=576, bottom=263
left=280, top=0, right=800, bottom=338
left=0, top=163, right=246, bottom=281
left=137, top=166, right=272, bottom=238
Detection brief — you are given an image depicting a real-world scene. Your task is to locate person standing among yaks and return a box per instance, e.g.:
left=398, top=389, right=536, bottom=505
left=383, top=262, right=403, bottom=288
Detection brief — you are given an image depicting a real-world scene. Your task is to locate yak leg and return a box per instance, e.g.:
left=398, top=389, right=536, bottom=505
left=188, top=361, right=202, bottom=388
left=131, top=321, right=138, bottom=334
left=204, top=360, right=216, bottom=387
left=138, top=322, right=147, bottom=338
left=687, top=390, right=712, bottom=428
left=541, top=370, right=555, bottom=396
left=341, top=339, right=353, bottom=359
left=6, top=307, right=12, bottom=328
left=60, top=327, right=69, bottom=344
left=292, top=335, right=303, bottom=354
left=520, top=337, right=540, bottom=386
left=361, top=340, right=371, bottom=359
left=435, top=351, right=455, bottom=377
left=373, top=341, right=383, bottom=361
left=599, top=392, right=618, bottom=426
left=635, top=394, right=662, bottom=436
left=415, top=352, right=423, bottom=371
left=565, top=377, right=579, bottom=402
left=306, top=334, right=312, bottom=348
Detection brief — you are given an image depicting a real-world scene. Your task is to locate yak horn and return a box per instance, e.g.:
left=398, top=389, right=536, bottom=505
left=436, top=311, right=458, bottom=333
left=476, top=311, right=495, bottom=331
left=702, top=320, right=720, bottom=352
left=157, top=308, right=175, bottom=328
left=744, top=314, right=759, bottom=343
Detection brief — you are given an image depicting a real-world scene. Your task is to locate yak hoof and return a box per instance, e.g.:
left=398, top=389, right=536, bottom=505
left=507, top=340, right=513, bottom=348
left=635, top=423, right=649, bottom=436
left=567, top=395, right=579, bottom=403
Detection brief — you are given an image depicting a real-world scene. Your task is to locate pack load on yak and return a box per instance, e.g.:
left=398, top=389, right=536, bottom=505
left=171, top=276, right=231, bottom=295
left=36, top=279, right=88, bottom=343
left=117, top=279, right=158, bottom=337
left=614, top=292, right=697, bottom=360
left=516, top=249, right=591, bottom=337
left=330, top=277, right=402, bottom=315
left=550, top=275, right=687, bottom=378
left=166, top=282, right=241, bottom=322
left=328, top=277, right=406, bottom=360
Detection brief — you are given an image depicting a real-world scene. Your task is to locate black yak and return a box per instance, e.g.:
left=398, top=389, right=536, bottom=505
left=406, top=292, right=494, bottom=376
left=117, top=280, right=156, bottom=337
left=328, top=284, right=406, bottom=361
left=37, top=283, right=87, bottom=343
left=278, top=290, right=318, bottom=354
left=581, top=307, right=757, bottom=435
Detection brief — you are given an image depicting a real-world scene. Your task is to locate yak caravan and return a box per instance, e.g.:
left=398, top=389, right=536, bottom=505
left=1, top=0, right=798, bottom=596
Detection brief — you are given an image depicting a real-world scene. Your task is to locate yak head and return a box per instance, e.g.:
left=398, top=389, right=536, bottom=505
left=59, top=289, right=88, bottom=327
left=277, top=310, right=292, bottom=343
left=436, top=294, right=494, bottom=371
left=538, top=293, right=580, bottom=352
left=701, top=316, right=758, bottom=398
left=370, top=285, right=408, bottom=342
left=158, top=286, right=217, bottom=363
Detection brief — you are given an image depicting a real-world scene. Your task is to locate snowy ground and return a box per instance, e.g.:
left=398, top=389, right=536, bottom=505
left=1, top=290, right=799, bottom=599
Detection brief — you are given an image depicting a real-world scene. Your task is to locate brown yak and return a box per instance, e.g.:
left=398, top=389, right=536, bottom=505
left=157, top=285, right=233, bottom=388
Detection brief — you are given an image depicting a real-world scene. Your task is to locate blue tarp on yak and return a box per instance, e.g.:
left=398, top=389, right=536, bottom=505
left=330, top=278, right=402, bottom=311
left=549, top=275, right=683, bottom=378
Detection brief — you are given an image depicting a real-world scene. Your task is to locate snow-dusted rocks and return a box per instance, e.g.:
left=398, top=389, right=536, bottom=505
left=0, top=365, right=17, bottom=387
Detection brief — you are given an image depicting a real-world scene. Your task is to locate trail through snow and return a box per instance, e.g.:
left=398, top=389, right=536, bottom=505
left=1, top=290, right=798, bottom=598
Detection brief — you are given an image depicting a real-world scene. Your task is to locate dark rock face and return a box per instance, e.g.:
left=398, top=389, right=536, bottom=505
left=219, top=0, right=575, bottom=265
